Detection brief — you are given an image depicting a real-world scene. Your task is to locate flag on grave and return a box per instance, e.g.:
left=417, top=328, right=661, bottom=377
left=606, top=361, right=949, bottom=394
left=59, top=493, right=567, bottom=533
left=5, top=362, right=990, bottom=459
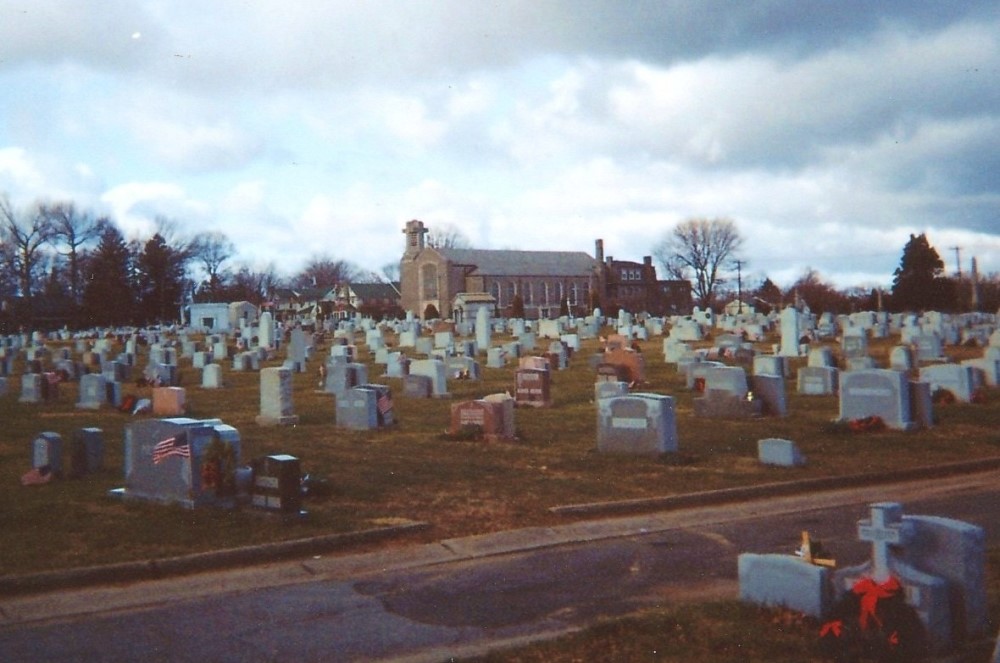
left=152, top=433, right=190, bottom=464
left=377, top=391, right=393, bottom=416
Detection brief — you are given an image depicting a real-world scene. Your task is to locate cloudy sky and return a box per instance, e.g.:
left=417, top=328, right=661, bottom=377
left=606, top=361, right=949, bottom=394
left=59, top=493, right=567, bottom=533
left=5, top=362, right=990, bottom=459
left=1, top=1, right=998, bottom=291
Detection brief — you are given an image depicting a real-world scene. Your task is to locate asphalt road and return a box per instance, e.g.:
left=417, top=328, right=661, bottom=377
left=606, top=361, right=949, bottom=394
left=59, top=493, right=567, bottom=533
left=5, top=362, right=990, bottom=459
left=2, top=469, right=999, bottom=662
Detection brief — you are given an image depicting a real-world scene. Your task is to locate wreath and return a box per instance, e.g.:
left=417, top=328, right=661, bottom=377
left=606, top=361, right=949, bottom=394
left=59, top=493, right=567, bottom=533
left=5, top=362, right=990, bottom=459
left=201, top=438, right=237, bottom=497
left=819, top=576, right=928, bottom=662
left=848, top=416, right=885, bottom=434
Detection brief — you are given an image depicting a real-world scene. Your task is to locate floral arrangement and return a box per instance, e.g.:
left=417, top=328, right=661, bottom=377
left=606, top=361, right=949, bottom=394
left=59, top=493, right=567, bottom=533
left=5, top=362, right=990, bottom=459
left=819, top=575, right=928, bottom=662
left=848, top=415, right=886, bottom=434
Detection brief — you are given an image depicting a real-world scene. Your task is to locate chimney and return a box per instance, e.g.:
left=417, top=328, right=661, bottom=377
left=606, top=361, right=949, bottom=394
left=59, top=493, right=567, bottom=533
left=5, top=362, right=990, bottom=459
left=643, top=256, right=652, bottom=267
left=595, top=239, right=604, bottom=263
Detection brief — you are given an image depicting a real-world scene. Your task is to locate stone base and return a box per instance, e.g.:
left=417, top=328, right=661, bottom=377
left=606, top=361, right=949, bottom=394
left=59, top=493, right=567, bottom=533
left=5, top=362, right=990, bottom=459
left=255, top=415, right=300, bottom=426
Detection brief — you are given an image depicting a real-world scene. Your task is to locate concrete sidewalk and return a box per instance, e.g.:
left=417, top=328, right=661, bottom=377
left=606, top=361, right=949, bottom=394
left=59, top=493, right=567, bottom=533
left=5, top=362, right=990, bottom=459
left=3, top=455, right=1000, bottom=600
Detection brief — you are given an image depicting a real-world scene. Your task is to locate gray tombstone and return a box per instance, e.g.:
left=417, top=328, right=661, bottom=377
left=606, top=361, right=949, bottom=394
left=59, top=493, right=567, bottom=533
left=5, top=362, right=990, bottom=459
left=757, top=438, right=805, bottom=467
left=119, top=417, right=241, bottom=508
left=336, top=386, right=379, bottom=430
left=256, top=367, right=299, bottom=426
left=68, top=427, right=104, bottom=477
left=839, top=369, right=914, bottom=430
left=919, top=364, right=976, bottom=403
left=76, top=373, right=108, bottom=410
left=202, top=363, right=223, bottom=389
left=796, top=366, right=838, bottom=395
left=750, top=374, right=787, bottom=417
left=739, top=553, right=830, bottom=618
left=402, top=373, right=433, bottom=399
left=32, top=431, right=63, bottom=475
left=597, top=393, right=678, bottom=455
left=409, top=358, right=449, bottom=398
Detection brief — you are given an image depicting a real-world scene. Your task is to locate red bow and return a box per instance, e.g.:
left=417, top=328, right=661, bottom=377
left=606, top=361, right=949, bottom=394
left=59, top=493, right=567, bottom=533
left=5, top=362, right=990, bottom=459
left=852, top=576, right=901, bottom=630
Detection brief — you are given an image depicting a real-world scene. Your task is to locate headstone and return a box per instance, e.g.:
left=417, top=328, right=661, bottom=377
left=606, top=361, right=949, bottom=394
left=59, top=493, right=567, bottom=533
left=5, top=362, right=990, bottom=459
left=251, top=454, right=301, bottom=513
left=913, top=334, right=945, bottom=363
left=739, top=553, right=830, bottom=618
left=32, top=431, right=63, bottom=476
left=409, top=359, right=449, bottom=398
left=596, top=393, right=678, bottom=455
left=515, top=367, right=552, bottom=407
left=753, top=355, right=789, bottom=378
left=152, top=386, right=186, bottom=416
left=807, top=346, right=836, bottom=368
left=750, top=374, right=787, bottom=416
left=486, top=347, right=506, bottom=368
left=76, top=373, right=108, bottom=410
left=336, top=386, right=379, bottom=430
left=779, top=307, right=803, bottom=357
left=839, top=369, right=915, bottom=430
left=449, top=399, right=512, bottom=441
left=287, top=328, right=307, bottom=372
left=402, top=373, right=433, bottom=399
left=758, top=438, right=805, bottom=467
left=256, top=367, right=299, bottom=425
left=68, top=427, right=103, bottom=478
left=889, top=345, right=914, bottom=372
left=841, top=332, right=869, bottom=360
left=919, top=364, right=976, bottom=403
left=202, top=363, right=223, bottom=389
left=119, top=417, right=241, bottom=508
left=481, top=392, right=517, bottom=440
left=796, top=366, right=838, bottom=395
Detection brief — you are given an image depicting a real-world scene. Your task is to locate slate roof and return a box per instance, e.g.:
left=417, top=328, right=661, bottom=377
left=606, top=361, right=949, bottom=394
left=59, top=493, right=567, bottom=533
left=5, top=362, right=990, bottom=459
left=438, top=248, right=597, bottom=277
left=349, top=282, right=401, bottom=300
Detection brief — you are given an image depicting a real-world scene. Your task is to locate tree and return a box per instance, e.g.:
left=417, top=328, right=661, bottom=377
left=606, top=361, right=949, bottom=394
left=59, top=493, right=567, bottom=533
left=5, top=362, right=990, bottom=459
left=82, top=222, right=135, bottom=327
left=426, top=223, right=471, bottom=250
left=653, top=217, right=743, bottom=309
left=786, top=267, right=847, bottom=314
left=220, top=263, right=280, bottom=305
left=136, top=233, right=190, bottom=324
left=190, top=231, right=235, bottom=300
left=510, top=293, right=525, bottom=318
left=291, top=255, right=359, bottom=289
left=890, top=234, right=952, bottom=312
left=42, top=202, right=104, bottom=304
left=753, top=277, right=784, bottom=314
left=0, top=197, right=55, bottom=300
left=381, top=261, right=400, bottom=283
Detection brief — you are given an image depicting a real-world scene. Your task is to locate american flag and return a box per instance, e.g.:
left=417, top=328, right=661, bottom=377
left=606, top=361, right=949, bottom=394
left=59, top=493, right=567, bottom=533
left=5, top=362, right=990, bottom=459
left=152, top=433, right=190, bottom=464
left=376, top=390, right=393, bottom=416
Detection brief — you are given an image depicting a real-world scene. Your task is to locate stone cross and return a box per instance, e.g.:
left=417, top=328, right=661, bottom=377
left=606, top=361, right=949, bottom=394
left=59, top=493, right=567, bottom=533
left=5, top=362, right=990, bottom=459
left=857, top=502, right=913, bottom=582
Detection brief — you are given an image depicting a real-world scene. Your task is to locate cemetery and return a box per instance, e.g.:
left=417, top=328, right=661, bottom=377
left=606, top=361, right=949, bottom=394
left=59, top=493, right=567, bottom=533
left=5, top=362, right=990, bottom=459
left=2, top=307, right=1000, bottom=647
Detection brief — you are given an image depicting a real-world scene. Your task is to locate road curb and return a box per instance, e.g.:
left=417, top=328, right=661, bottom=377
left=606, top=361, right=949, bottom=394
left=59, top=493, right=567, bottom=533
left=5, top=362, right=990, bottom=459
left=0, top=520, right=430, bottom=597
left=549, top=456, right=1000, bottom=516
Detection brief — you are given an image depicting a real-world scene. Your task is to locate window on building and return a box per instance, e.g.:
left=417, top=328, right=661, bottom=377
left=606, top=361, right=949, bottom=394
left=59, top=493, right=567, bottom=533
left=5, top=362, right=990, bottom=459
left=570, top=282, right=579, bottom=305
left=508, top=282, right=517, bottom=303
left=491, top=281, right=502, bottom=307
left=421, top=264, right=438, bottom=299
left=523, top=282, right=533, bottom=305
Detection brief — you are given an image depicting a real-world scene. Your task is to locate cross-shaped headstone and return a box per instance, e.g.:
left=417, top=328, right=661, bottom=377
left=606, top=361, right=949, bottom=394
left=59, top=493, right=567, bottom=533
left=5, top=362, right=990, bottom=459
left=857, top=502, right=913, bottom=581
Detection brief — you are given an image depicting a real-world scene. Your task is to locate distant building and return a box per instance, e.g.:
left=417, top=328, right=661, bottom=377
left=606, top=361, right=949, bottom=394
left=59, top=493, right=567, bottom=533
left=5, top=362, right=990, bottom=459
left=399, top=220, right=692, bottom=319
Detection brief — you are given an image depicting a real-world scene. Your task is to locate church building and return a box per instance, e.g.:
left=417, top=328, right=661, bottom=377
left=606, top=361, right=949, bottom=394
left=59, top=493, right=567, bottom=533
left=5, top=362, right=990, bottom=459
left=399, top=220, right=691, bottom=320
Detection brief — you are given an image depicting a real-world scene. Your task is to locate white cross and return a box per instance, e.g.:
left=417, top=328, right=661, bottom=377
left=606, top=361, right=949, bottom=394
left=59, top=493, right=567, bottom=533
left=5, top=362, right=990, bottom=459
left=857, top=502, right=913, bottom=582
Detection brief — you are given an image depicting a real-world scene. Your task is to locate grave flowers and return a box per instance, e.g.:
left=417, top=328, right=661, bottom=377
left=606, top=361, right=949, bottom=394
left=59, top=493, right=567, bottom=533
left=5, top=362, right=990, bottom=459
left=819, top=574, right=928, bottom=662
left=848, top=415, right=885, bottom=434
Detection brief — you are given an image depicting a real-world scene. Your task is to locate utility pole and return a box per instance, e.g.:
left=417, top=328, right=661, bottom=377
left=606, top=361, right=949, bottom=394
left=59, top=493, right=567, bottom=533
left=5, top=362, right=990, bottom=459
left=734, top=259, right=744, bottom=314
left=950, top=246, right=962, bottom=279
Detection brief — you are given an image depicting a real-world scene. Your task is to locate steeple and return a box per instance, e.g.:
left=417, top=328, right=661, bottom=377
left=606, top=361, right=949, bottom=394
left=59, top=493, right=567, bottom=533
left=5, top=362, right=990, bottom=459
left=403, top=219, right=428, bottom=258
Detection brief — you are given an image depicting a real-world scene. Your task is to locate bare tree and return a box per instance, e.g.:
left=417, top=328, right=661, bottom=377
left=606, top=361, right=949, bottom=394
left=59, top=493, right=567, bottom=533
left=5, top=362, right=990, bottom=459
left=190, top=231, right=235, bottom=295
left=0, top=197, right=55, bottom=299
left=381, top=261, right=400, bottom=283
left=426, top=223, right=472, bottom=250
left=653, top=217, right=743, bottom=309
left=291, top=255, right=359, bottom=289
left=42, top=201, right=104, bottom=304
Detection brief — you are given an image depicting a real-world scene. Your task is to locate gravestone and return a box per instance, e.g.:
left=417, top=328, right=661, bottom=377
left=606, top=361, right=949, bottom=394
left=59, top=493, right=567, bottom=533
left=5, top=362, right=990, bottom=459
left=256, top=367, right=299, bottom=426
left=118, top=417, right=241, bottom=509
left=32, top=431, right=63, bottom=476
left=324, top=360, right=368, bottom=397
left=758, top=438, right=805, bottom=467
left=409, top=359, right=449, bottom=398
left=486, top=347, right=506, bottom=368
left=796, top=366, right=838, bottom=395
left=287, top=328, right=307, bottom=372
left=594, top=380, right=629, bottom=402
left=76, top=373, right=108, bottom=410
left=839, top=369, right=915, bottom=430
left=402, top=374, right=433, bottom=399
left=913, top=334, right=945, bottom=362
left=889, top=345, right=914, bottom=372
left=919, top=364, right=976, bottom=403
left=753, top=355, right=789, bottom=378
left=251, top=454, right=301, bottom=513
left=909, top=380, right=934, bottom=430
left=693, top=366, right=762, bottom=419
left=750, top=373, right=787, bottom=417
left=841, top=332, right=868, bottom=360
left=68, top=427, right=104, bottom=478
left=739, top=553, right=830, bottom=618
left=450, top=399, right=512, bottom=441
left=481, top=392, right=517, bottom=440
left=515, top=367, right=552, bottom=407
left=779, top=307, right=803, bottom=357
left=807, top=346, right=836, bottom=368
left=152, top=386, right=186, bottom=416
left=336, top=386, right=379, bottom=430
left=202, top=363, right=223, bottom=389
left=597, top=393, right=678, bottom=455
left=833, top=502, right=981, bottom=654
left=384, top=352, right=409, bottom=378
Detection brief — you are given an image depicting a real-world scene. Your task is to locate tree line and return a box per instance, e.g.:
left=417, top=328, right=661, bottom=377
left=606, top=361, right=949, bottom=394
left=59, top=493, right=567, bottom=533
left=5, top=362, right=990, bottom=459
left=0, top=196, right=385, bottom=332
left=654, top=218, right=1000, bottom=316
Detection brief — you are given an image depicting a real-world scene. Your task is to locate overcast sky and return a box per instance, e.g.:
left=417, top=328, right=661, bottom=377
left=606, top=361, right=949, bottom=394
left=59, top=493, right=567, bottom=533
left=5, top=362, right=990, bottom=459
left=1, top=1, right=998, bottom=291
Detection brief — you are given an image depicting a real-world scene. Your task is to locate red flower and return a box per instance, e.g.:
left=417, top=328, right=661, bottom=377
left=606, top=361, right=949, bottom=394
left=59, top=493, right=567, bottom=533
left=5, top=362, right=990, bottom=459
left=819, top=619, right=843, bottom=638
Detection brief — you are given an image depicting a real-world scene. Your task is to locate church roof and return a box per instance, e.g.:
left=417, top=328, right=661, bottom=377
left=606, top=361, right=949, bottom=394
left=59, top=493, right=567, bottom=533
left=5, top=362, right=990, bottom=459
left=438, top=248, right=597, bottom=277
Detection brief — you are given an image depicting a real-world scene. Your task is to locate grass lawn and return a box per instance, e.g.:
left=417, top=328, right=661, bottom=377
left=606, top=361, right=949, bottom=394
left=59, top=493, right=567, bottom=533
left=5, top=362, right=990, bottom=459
left=1, top=327, right=998, bottom=576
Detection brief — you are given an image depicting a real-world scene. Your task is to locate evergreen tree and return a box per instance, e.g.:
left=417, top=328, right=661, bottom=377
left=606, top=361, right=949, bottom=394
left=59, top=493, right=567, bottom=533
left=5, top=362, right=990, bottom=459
left=890, top=234, right=952, bottom=312
left=136, top=233, right=188, bottom=325
left=82, top=223, right=135, bottom=327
